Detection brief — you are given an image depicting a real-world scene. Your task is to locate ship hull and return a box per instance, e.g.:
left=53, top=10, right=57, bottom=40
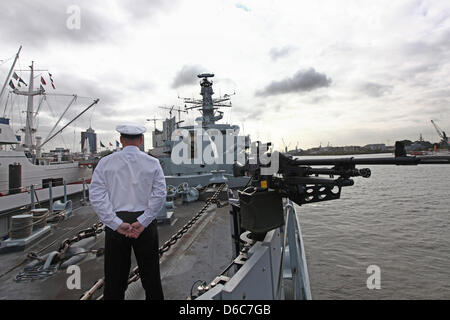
left=0, top=150, right=91, bottom=196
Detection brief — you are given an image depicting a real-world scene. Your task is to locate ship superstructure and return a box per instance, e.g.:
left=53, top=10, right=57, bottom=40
left=149, top=73, right=250, bottom=188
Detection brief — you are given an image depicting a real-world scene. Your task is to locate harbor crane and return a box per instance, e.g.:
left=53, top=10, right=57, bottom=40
left=282, top=138, right=291, bottom=153
left=146, top=116, right=164, bottom=130
left=159, top=105, right=188, bottom=124
left=431, top=120, right=448, bottom=147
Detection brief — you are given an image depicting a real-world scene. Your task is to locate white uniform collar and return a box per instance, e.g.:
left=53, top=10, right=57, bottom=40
left=122, top=145, right=140, bottom=153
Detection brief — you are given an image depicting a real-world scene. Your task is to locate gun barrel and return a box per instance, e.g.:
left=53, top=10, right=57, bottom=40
left=306, top=167, right=372, bottom=178
left=292, top=156, right=450, bottom=166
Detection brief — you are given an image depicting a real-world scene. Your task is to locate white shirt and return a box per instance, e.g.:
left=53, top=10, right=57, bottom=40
left=89, top=146, right=167, bottom=230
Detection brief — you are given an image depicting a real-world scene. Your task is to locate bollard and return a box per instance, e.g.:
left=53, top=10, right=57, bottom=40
left=82, top=179, right=86, bottom=205
left=49, top=180, right=53, bottom=214
left=30, top=185, right=35, bottom=210
left=63, top=180, right=67, bottom=203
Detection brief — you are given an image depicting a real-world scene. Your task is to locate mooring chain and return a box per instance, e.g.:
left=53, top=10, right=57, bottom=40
left=80, top=183, right=226, bottom=300
left=14, top=265, right=58, bottom=282
left=158, top=183, right=225, bottom=257
left=14, top=222, right=105, bottom=282
left=58, top=222, right=104, bottom=257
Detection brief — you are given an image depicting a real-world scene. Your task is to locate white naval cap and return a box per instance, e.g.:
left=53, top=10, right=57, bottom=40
left=115, top=123, right=146, bottom=135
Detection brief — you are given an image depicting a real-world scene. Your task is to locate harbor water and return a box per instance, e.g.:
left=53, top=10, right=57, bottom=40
left=296, top=153, right=450, bottom=299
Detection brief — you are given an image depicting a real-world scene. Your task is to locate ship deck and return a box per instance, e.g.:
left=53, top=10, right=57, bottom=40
left=0, top=196, right=233, bottom=300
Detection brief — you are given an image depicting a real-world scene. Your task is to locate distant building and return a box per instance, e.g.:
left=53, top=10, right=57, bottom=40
left=153, top=129, right=164, bottom=148
left=139, top=134, right=145, bottom=152
left=363, top=144, right=386, bottom=151
left=81, top=127, right=97, bottom=153
left=342, top=146, right=361, bottom=152
left=45, top=148, right=72, bottom=162
left=406, top=143, right=424, bottom=151
left=152, top=117, right=175, bottom=151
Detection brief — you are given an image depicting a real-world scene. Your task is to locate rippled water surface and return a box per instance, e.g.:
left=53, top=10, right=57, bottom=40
left=295, top=154, right=450, bottom=299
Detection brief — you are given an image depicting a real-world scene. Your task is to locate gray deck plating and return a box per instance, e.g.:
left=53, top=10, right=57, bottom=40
left=126, top=203, right=232, bottom=300
left=0, top=199, right=232, bottom=300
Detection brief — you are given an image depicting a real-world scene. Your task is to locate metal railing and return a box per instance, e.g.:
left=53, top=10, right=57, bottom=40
left=0, top=179, right=89, bottom=238
left=0, top=177, right=89, bottom=197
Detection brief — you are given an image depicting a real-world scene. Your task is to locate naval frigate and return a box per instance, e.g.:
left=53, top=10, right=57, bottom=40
left=149, top=73, right=250, bottom=189
left=1, top=71, right=449, bottom=302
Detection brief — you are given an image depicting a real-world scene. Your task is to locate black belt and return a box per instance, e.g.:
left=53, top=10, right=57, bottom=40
left=115, top=211, right=144, bottom=224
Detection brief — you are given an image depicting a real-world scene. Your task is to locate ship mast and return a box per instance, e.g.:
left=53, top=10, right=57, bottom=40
left=181, top=73, right=234, bottom=127
left=14, top=61, right=45, bottom=151
left=0, top=46, right=22, bottom=107
left=25, top=61, right=36, bottom=149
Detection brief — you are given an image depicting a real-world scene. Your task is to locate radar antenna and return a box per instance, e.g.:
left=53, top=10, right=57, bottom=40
left=179, top=73, right=234, bottom=126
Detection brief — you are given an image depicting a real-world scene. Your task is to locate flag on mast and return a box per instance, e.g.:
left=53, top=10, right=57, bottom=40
left=40, top=76, right=46, bottom=85
left=8, top=80, right=15, bottom=89
left=48, top=72, right=56, bottom=89
left=116, top=140, right=120, bottom=148
left=109, top=142, right=113, bottom=147
left=18, top=77, right=27, bottom=86
left=100, top=141, right=106, bottom=148
left=12, top=72, right=19, bottom=80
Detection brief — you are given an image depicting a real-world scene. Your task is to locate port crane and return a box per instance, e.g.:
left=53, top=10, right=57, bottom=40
left=146, top=116, right=164, bottom=130
left=282, top=138, right=291, bottom=153
left=159, top=105, right=188, bottom=126
left=431, top=120, right=448, bottom=147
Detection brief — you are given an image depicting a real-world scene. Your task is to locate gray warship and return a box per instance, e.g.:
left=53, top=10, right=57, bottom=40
left=0, top=73, right=312, bottom=300
left=0, top=72, right=450, bottom=302
left=149, top=73, right=250, bottom=189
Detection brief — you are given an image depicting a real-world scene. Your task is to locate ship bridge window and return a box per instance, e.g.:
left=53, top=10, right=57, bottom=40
left=42, top=178, right=63, bottom=188
left=190, top=132, right=195, bottom=160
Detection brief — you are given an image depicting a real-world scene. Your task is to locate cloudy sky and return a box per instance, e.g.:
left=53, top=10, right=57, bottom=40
left=0, top=0, right=449, bottom=151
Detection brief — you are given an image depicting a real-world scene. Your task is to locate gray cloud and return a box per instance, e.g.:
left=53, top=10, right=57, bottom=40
left=235, top=3, right=251, bottom=12
left=233, top=102, right=273, bottom=122
left=121, top=0, right=179, bottom=20
left=130, top=84, right=155, bottom=95
left=405, top=62, right=440, bottom=76
left=256, top=68, right=332, bottom=96
left=397, top=30, right=450, bottom=81
left=53, top=72, right=123, bottom=108
left=0, top=0, right=179, bottom=48
left=402, top=29, right=450, bottom=58
left=309, top=94, right=331, bottom=104
left=0, top=1, right=115, bottom=47
left=360, top=82, right=393, bottom=97
left=171, top=65, right=207, bottom=88
left=269, top=46, right=296, bottom=61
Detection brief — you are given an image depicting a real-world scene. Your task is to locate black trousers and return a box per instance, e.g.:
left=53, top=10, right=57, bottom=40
left=103, top=212, right=164, bottom=300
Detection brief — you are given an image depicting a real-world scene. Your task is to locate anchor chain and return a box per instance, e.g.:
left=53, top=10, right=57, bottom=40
left=14, top=222, right=105, bottom=282
left=80, top=183, right=226, bottom=300
left=158, top=184, right=225, bottom=257
left=57, top=222, right=104, bottom=258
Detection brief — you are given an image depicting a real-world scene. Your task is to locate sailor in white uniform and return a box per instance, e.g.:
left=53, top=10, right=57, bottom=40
left=89, top=124, right=166, bottom=300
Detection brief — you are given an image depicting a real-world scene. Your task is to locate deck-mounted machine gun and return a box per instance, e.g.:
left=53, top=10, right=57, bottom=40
left=232, top=141, right=450, bottom=238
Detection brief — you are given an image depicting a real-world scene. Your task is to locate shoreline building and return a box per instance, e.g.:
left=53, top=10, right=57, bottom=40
left=139, top=135, right=145, bottom=152
left=81, top=127, right=97, bottom=154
